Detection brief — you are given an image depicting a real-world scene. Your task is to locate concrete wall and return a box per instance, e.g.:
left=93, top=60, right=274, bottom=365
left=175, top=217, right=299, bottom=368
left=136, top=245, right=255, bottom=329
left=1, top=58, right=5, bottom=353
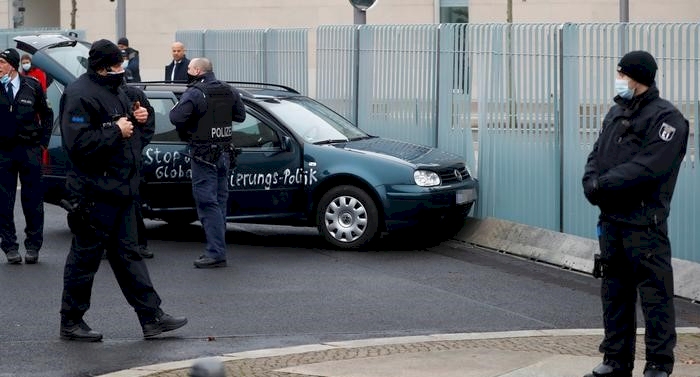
left=455, top=217, right=700, bottom=303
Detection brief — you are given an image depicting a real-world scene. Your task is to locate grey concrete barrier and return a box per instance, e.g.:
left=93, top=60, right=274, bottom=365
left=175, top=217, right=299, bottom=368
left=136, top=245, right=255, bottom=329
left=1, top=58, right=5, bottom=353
left=454, top=217, right=700, bottom=303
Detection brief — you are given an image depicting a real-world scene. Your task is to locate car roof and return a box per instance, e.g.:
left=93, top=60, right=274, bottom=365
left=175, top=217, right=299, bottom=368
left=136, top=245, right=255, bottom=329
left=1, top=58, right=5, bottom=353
left=132, top=81, right=302, bottom=100
left=14, top=33, right=81, bottom=53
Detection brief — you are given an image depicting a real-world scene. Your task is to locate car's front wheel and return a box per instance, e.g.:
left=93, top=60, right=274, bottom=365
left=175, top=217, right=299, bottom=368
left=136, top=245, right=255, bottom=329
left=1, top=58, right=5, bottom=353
left=316, top=185, right=379, bottom=250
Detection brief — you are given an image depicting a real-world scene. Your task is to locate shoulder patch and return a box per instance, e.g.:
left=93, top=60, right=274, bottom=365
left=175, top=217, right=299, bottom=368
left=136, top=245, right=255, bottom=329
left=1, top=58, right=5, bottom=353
left=659, top=123, right=676, bottom=142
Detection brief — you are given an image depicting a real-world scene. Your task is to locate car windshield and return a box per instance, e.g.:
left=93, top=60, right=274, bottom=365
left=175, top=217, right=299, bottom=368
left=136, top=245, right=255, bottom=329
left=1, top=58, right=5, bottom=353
left=43, top=41, right=90, bottom=78
left=267, top=96, right=369, bottom=144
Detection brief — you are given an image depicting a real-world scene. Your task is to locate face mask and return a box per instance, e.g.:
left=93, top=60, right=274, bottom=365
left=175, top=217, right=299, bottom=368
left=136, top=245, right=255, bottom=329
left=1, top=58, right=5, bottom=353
left=615, top=78, right=634, bottom=99
left=0, top=74, right=10, bottom=85
left=121, top=60, right=129, bottom=69
left=21, top=63, right=31, bottom=72
left=97, top=69, right=125, bottom=90
left=187, top=73, right=199, bottom=84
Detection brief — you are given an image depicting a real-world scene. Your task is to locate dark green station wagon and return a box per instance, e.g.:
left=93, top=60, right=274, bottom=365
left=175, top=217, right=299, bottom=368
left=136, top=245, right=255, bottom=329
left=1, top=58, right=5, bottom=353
left=19, top=34, right=478, bottom=249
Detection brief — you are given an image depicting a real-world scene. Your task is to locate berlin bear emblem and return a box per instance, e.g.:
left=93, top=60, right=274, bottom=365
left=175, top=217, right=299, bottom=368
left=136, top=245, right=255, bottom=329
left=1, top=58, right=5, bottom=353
left=659, top=123, right=676, bottom=142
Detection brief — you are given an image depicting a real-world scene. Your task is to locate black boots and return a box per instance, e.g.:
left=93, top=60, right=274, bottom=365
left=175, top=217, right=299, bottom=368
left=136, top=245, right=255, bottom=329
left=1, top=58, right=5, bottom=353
left=142, top=312, right=188, bottom=338
left=193, top=255, right=226, bottom=268
left=61, top=312, right=187, bottom=341
left=583, top=361, right=632, bottom=377
left=138, top=245, right=154, bottom=259
left=24, top=249, right=38, bottom=264
left=643, top=364, right=670, bottom=377
left=5, top=250, right=21, bottom=264
left=60, top=320, right=103, bottom=342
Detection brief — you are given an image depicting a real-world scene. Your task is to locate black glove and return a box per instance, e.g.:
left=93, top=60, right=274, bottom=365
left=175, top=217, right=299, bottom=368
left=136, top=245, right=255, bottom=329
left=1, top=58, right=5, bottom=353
left=583, top=176, right=600, bottom=205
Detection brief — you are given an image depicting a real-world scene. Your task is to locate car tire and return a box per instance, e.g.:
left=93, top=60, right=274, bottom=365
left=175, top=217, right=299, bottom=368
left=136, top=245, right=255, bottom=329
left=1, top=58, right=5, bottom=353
left=316, top=185, right=379, bottom=250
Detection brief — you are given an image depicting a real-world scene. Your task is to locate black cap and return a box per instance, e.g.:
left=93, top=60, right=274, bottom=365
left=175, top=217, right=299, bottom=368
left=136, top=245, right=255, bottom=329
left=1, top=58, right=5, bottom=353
left=117, top=37, right=129, bottom=46
left=617, top=50, right=657, bottom=87
left=0, top=48, right=20, bottom=70
left=88, top=39, right=123, bottom=70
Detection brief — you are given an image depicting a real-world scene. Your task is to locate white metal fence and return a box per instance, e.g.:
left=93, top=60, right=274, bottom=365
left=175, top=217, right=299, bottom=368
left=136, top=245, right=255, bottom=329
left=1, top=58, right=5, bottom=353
left=177, top=23, right=700, bottom=264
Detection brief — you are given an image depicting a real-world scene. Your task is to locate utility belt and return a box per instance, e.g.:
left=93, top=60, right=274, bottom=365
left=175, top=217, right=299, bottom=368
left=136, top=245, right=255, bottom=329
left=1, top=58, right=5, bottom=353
left=15, top=133, right=41, bottom=145
left=0, top=134, right=41, bottom=150
left=189, top=142, right=238, bottom=167
left=61, top=198, right=109, bottom=240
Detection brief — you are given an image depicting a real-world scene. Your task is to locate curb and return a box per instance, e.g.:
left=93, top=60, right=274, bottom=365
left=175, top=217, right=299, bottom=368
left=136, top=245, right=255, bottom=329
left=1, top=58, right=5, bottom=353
left=97, top=327, right=700, bottom=377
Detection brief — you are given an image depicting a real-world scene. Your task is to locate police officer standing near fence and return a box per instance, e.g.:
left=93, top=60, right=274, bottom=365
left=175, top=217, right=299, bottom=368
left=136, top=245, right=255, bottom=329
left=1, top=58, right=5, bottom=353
left=59, top=39, right=186, bottom=341
left=582, top=51, right=689, bottom=377
left=0, top=48, right=53, bottom=264
left=169, top=57, right=245, bottom=268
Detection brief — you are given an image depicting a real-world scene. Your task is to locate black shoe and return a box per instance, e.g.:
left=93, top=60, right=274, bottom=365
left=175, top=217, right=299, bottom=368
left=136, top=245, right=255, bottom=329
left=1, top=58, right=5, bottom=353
left=193, top=256, right=226, bottom=268
left=24, top=249, right=38, bottom=264
left=142, top=312, right=188, bottom=338
left=643, top=364, right=669, bottom=377
left=5, top=250, right=21, bottom=264
left=60, top=320, right=103, bottom=342
left=138, top=246, right=153, bottom=259
left=583, top=361, right=632, bottom=377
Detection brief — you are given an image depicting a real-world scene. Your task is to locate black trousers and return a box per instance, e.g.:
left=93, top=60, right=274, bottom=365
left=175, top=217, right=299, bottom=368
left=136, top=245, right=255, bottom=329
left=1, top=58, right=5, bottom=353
left=597, top=219, right=676, bottom=373
left=0, top=145, right=44, bottom=253
left=60, top=199, right=162, bottom=326
left=135, top=196, right=147, bottom=248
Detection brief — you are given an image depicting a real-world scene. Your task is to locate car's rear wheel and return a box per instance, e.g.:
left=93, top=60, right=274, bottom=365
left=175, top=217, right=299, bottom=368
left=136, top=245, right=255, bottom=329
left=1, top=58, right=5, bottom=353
left=316, top=185, right=379, bottom=250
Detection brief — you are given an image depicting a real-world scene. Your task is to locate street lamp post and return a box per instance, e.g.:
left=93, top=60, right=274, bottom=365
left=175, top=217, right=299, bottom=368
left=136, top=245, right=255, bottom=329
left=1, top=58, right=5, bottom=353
left=620, top=0, right=629, bottom=22
left=116, top=0, right=126, bottom=40
left=348, top=0, right=377, bottom=25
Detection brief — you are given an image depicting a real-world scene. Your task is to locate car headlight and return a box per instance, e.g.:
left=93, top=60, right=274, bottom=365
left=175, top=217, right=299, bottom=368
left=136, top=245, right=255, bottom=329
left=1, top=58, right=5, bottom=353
left=414, top=170, right=441, bottom=187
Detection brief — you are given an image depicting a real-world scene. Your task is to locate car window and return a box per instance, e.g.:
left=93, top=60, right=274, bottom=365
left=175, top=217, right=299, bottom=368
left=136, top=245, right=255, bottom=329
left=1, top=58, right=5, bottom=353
left=266, top=97, right=368, bottom=143
left=43, top=41, right=90, bottom=79
left=233, top=113, right=279, bottom=148
left=47, top=80, right=64, bottom=134
left=150, top=98, right=180, bottom=142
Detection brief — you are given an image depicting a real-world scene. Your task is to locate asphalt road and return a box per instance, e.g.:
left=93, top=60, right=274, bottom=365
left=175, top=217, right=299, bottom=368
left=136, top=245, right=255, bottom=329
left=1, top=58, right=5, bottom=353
left=1, top=202, right=699, bottom=377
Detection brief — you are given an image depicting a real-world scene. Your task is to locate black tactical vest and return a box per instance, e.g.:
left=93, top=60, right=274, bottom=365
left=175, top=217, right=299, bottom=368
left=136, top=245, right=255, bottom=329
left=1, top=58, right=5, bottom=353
left=190, top=80, right=235, bottom=146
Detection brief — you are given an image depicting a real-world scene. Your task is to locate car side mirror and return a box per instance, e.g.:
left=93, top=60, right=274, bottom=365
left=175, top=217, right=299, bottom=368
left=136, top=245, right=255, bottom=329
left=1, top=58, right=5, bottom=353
left=281, top=136, right=293, bottom=152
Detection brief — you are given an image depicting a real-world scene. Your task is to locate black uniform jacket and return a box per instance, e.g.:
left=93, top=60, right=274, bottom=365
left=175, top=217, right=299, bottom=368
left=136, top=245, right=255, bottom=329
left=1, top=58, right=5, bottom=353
left=583, top=85, right=689, bottom=226
left=60, top=71, right=155, bottom=202
left=0, top=75, right=53, bottom=148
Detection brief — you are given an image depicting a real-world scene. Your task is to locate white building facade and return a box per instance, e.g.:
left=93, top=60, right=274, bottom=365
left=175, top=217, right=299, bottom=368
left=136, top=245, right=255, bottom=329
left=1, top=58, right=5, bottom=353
left=1, top=0, right=698, bottom=80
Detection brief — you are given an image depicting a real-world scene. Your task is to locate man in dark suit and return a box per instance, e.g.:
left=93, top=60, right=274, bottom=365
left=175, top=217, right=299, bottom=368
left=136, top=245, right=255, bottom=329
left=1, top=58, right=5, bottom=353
left=165, top=41, right=190, bottom=82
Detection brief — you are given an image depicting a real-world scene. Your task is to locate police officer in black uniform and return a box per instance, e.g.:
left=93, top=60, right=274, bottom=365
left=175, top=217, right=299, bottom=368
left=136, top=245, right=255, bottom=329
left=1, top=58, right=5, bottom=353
left=582, top=51, right=689, bottom=377
left=0, top=48, right=53, bottom=264
left=59, top=39, right=187, bottom=341
left=169, top=57, right=245, bottom=268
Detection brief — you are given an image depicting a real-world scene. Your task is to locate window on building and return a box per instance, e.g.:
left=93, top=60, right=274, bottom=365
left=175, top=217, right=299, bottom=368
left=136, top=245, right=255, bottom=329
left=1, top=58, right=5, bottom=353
left=440, top=0, right=470, bottom=94
left=440, top=0, right=468, bottom=23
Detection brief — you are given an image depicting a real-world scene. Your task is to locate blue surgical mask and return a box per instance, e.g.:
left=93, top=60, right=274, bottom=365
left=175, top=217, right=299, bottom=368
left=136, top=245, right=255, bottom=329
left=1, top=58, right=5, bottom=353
left=0, top=74, right=10, bottom=85
left=615, top=78, right=634, bottom=99
left=121, top=60, right=129, bottom=69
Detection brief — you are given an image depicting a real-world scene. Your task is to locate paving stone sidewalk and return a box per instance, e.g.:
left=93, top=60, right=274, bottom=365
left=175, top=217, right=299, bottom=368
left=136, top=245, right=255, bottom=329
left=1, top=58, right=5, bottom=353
left=106, top=330, right=700, bottom=377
